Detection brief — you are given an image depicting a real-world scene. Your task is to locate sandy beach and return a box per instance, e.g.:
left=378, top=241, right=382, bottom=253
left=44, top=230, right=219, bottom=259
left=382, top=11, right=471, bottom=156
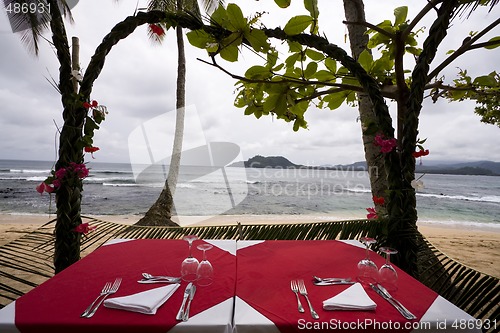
left=1, top=213, right=499, bottom=278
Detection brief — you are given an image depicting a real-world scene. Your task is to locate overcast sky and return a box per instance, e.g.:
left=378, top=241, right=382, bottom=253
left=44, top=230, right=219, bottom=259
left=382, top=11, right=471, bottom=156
left=0, top=0, right=499, bottom=167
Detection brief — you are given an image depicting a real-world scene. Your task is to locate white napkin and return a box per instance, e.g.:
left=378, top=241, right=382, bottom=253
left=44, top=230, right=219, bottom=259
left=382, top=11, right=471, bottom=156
left=104, top=284, right=180, bottom=315
left=323, top=282, right=376, bottom=311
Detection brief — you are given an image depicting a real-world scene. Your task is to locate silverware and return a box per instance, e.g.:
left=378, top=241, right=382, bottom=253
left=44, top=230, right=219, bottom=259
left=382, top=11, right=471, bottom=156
left=80, top=281, right=112, bottom=317
left=84, top=278, right=122, bottom=318
left=142, top=273, right=180, bottom=282
left=313, top=280, right=355, bottom=286
left=138, top=278, right=181, bottom=284
left=183, top=285, right=196, bottom=321
left=370, top=284, right=416, bottom=320
left=176, top=283, right=193, bottom=321
left=290, top=280, right=305, bottom=313
left=297, top=279, right=319, bottom=320
left=313, top=276, right=352, bottom=283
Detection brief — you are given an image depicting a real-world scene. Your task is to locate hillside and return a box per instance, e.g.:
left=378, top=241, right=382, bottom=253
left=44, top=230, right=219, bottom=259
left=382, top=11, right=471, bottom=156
left=230, top=155, right=500, bottom=176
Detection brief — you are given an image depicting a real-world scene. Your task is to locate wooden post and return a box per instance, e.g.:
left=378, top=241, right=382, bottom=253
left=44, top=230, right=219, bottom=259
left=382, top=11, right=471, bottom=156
left=71, top=36, right=80, bottom=93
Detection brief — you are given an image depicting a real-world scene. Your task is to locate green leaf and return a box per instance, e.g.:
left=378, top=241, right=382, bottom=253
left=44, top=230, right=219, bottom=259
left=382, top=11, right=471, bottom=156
left=324, top=93, right=346, bottom=110
left=245, top=28, right=269, bottom=52
left=324, top=57, right=337, bottom=73
left=227, top=4, right=247, bottom=30
left=284, top=15, right=313, bottom=35
left=288, top=41, right=303, bottom=53
left=405, top=46, right=421, bottom=56
left=473, top=75, right=497, bottom=87
left=211, top=5, right=229, bottom=28
left=313, top=70, right=335, bottom=81
left=285, top=53, right=301, bottom=68
left=245, top=65, right=272, bottom=79
left=304, top=61, right=318, bottom=79
left=358, top=49, right=373, bottom=72
left=394, top=6, right=408, bottom=26
left=186, top=30, right=214, bottom=49
left=305, top=49, right=324, bottom=61
left=304, top=0, right=319, bottom=20
left=484, top=36, right=500, bottom=49
left=274, top=0, right=291, bottom=8
left=220, top=45, right=239, bottom=62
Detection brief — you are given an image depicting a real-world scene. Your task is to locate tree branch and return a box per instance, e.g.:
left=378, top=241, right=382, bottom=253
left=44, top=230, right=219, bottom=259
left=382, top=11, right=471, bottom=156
left=428, top=16, right=500, bottom=80
left=402, top=0, right=441, bottom=40
left=342, top=20, right=395, bottom=39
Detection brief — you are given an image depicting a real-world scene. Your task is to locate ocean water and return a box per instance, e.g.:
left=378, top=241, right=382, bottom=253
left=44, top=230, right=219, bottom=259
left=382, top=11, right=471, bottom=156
left=1, top=159, right=499, bottom=230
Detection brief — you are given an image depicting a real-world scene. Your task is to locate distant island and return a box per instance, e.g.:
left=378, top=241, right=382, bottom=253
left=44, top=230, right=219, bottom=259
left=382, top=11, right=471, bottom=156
left=229, top=155, right=500, bottom=176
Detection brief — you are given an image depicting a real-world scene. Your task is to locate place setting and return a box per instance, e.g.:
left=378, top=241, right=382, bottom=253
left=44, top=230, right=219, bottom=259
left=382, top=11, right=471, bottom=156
left=79, top=235, right=215, bottom=322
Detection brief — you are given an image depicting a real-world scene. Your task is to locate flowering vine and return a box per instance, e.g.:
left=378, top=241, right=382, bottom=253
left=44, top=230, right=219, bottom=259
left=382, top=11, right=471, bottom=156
left=74, top=222, right=97, bottom=235
left=36, top=162, right=90, bottom=195
left=373, top=133, right=397, bottom=153
left=366, top=195, right=385, bottom=220
left=37, top=98, right=106, bottom=195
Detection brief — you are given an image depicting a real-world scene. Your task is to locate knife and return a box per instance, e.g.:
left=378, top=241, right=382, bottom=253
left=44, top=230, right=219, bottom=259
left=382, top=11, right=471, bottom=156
left=370, top=284, right=416, bottom=320
left=313, top=281, right=355, bottom=286
left=176, top=283, right=193, bottom=321
left=137, top=278, right=180, bottom=284
left=183, top=284, right=197, bottom=321
left=376, top=284, right=416, bottom=319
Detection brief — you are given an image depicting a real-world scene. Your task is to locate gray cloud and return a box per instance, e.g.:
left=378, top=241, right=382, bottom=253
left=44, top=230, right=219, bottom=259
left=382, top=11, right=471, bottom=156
left=0, top=0, right=499, bottom=166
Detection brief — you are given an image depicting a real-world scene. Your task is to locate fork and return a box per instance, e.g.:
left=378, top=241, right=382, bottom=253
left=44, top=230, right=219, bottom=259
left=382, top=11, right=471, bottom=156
left=297, top=279, right=319, bottom=319
left=290, top=280, right=305, bottom=313
left=84, top=278, right=122, bottom=318
left=80, top=281, right=112, bottom=317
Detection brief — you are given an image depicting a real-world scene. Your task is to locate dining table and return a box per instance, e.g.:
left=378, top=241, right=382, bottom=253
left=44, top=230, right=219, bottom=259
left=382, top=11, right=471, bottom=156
left=0, top=238, right=483, bottom=333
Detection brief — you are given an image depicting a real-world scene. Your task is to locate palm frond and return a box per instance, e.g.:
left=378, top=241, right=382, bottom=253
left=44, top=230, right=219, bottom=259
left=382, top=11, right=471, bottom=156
left=454, top=0, right=499, bottom=18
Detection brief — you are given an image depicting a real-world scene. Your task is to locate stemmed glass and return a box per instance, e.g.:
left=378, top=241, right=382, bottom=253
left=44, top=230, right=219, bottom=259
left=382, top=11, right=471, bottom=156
left=196, top=243, right=214, bottom=286
left=181, top=235, right=199, bottom=282
left=378, top=247, right=398, bottom=291
left=357, top=237, right=378, bottom=284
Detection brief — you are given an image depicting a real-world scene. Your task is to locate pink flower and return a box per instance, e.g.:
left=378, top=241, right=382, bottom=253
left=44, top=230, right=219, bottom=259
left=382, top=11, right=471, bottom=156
left=374, top=134, right=397, bottom=153
left=74, top=223, right=97, bottom=234
left=55, top=168, right=67, bottom=180
left=366, top=207, right=378, bottom=220
left=52, top=179, right=61, bottom=188
left=36, top=182, right=55, bottom=194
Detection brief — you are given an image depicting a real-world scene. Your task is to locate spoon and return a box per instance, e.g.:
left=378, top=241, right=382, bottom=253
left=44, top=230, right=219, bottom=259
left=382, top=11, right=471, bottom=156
left=142, top=273, right=180, bottom=281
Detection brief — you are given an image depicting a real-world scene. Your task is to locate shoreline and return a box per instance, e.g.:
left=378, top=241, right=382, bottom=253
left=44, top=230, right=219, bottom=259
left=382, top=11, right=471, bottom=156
left=1, top=213, right=499, bottom=277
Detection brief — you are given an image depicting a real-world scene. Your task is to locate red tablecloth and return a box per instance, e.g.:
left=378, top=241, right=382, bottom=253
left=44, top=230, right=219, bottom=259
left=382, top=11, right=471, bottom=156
left=235, top=240, right=438, bottom=333
left=15, top=239, right=236, bottom=333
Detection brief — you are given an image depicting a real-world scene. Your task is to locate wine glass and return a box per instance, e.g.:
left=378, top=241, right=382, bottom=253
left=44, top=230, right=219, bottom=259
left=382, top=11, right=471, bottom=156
left=196, top=243, right=214, bottom=286
left=378, top=247, right=398, bottom=291
left=357, top=237, right=378, bottom=284
left=181, top=235, right=199, bottom=282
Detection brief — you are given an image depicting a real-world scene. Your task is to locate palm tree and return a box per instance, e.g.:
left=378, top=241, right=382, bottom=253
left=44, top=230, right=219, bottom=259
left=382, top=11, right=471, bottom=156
left=136, top=0, right=223, bottom=226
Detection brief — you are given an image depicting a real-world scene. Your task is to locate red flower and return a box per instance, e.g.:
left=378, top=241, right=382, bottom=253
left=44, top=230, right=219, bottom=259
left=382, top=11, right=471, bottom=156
left=413, top=149, right=430, bottom=158
left=74, top=223, right=97, bottom=234
left=84, top=146, right=100, bottom=158
left=374, top=134, right=397, bottom=153
left=366, top=207, right=378, bottom=220
left=373, top=196, right=385, bottom=205
left=149, top=24, right=165, bottom=36
left=83, top=100, right=98, bottom=109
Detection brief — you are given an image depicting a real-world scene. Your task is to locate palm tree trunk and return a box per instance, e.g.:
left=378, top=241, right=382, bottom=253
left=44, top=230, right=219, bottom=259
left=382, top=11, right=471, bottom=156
left=47, top=0, right=84, bottom=273
left=343, top=0, right=388, bottom=217
left=136, top=1, right=187, bottom=226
